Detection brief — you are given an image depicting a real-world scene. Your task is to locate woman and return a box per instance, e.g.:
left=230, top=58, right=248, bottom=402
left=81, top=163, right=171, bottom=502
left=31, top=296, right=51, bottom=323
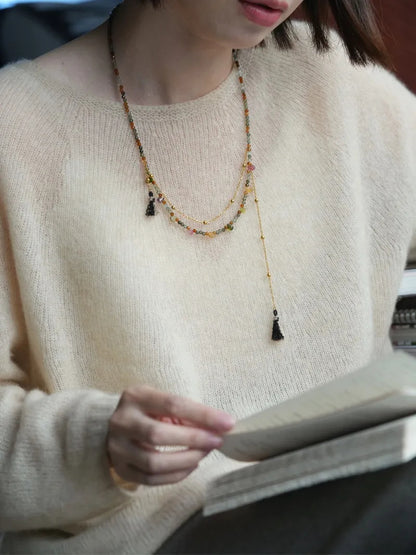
left=0, top=0, right=415, bottom=552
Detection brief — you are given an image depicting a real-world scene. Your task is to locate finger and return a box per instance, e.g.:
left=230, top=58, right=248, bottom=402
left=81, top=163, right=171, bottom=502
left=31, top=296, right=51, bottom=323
left=136, top=415, right=225, bottom=450
left=110, top=409, right=224, bottom=452
left=129, top=386, right=235, bottom=433
left=109, top=435, right=209, bottom=474
left=118, top=464, right=196, bottom=486
left=134, top=447, right=208, bottom=475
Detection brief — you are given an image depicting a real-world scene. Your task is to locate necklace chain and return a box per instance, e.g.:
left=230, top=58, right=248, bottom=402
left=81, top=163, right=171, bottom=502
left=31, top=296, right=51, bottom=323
left=155, top=158, right=248, bottom=226
left=107, top=6, right=284, bottom=340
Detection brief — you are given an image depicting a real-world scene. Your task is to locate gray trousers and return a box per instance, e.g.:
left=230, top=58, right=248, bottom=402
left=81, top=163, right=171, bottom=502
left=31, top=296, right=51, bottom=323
left=157, top=459, right=416, bottom=554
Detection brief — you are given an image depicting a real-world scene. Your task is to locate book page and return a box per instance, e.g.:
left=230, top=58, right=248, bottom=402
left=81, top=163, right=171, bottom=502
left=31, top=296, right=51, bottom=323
left=220, top=351, right=416, bottom=461
left=220, top=389, right=416, bottom=461
left=205, top=414, right=416, bottom=516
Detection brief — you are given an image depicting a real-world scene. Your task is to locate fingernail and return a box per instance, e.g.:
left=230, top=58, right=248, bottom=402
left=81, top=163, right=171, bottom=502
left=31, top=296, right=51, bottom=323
left=219, top=414, right=236, bottom=429
left=207, top=435, right=223, bottom=448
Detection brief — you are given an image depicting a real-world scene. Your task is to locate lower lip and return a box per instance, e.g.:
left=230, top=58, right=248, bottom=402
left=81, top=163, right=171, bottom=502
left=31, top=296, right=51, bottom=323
left=239, top=1, right=284, bottom=27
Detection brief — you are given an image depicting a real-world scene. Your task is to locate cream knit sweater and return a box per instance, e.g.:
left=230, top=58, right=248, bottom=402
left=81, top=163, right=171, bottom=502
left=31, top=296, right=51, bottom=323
left=0, top=23, right=415, bottom=554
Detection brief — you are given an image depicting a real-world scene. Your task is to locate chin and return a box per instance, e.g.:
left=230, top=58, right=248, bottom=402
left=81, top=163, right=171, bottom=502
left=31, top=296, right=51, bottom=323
left=218, top=31, right=271, bottom=50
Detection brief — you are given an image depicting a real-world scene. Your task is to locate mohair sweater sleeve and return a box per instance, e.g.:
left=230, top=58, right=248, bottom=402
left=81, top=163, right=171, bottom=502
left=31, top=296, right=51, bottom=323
left=397, top=83, right=416, bottom=264
left=347, top=54, right=416, bottom=265
left=400, top=90, right=416, bottom=264
left=0, top=218, right=131, bottom=532
left=0, top=67, right=132, bottom=532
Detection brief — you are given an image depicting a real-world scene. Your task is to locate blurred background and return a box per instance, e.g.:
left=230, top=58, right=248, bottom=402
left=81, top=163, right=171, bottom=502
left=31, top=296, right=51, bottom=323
left=0, top=0, right=414, bottom=93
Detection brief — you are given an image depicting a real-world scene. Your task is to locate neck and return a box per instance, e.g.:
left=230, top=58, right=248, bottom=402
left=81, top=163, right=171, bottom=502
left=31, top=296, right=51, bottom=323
left=110, top=1, right=234, bottom=106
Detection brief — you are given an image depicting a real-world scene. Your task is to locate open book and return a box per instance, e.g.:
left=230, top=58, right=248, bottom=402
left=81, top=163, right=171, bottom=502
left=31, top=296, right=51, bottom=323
left=204, top=351, right=416, bottom=516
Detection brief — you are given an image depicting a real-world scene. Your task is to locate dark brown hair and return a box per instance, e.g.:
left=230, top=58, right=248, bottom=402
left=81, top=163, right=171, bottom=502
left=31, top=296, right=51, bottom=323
left=139, top=0, right=392, bottom=69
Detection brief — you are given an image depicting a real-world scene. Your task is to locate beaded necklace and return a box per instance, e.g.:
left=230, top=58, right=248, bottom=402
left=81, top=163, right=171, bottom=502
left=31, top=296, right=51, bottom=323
left=107, top=8, right=284, bottom=341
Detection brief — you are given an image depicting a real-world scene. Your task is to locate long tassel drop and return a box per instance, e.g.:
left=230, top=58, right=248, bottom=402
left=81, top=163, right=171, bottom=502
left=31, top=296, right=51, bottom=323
left=272, top=309, right=284, bottom=341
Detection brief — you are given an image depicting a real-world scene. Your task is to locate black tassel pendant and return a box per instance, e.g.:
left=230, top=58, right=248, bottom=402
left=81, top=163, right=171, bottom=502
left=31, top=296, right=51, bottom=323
left=272, top=309, right=284, bottom=341
left=146, top=191, right=156, bottom=216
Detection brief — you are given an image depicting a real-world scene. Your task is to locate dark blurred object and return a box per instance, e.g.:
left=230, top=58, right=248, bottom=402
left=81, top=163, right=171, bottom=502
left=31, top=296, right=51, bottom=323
left=372, top=0, right=416, bottom=95
left=293, top=0, right=416, bottom=94
left=0, top=0, right=116, bottom=67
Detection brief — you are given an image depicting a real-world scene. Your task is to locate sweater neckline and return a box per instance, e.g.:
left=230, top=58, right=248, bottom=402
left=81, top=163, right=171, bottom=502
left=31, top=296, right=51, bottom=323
left=17, top=49, right=254, bottom=120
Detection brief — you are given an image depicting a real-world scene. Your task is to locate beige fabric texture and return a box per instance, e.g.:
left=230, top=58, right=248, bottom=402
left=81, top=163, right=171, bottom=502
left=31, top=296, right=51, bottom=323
left=0, top=24, right=415, bottom=554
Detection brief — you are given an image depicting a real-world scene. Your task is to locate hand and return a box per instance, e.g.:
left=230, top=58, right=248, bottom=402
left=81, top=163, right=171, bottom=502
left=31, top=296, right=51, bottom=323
left=106, top=385, right=235, bottom=486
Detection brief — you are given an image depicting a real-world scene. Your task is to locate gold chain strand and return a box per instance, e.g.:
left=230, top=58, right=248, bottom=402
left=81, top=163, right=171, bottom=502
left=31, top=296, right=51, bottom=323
left=155, top=155, right=249, bottom=226
left=144, top=155, right=250, bottom=227
left=252, top=174, right=284, bottom=340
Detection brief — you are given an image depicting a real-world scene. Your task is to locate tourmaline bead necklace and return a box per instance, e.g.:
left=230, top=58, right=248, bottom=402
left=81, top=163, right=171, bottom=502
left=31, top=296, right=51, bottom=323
left=107, top=7, right=284, bottom=341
